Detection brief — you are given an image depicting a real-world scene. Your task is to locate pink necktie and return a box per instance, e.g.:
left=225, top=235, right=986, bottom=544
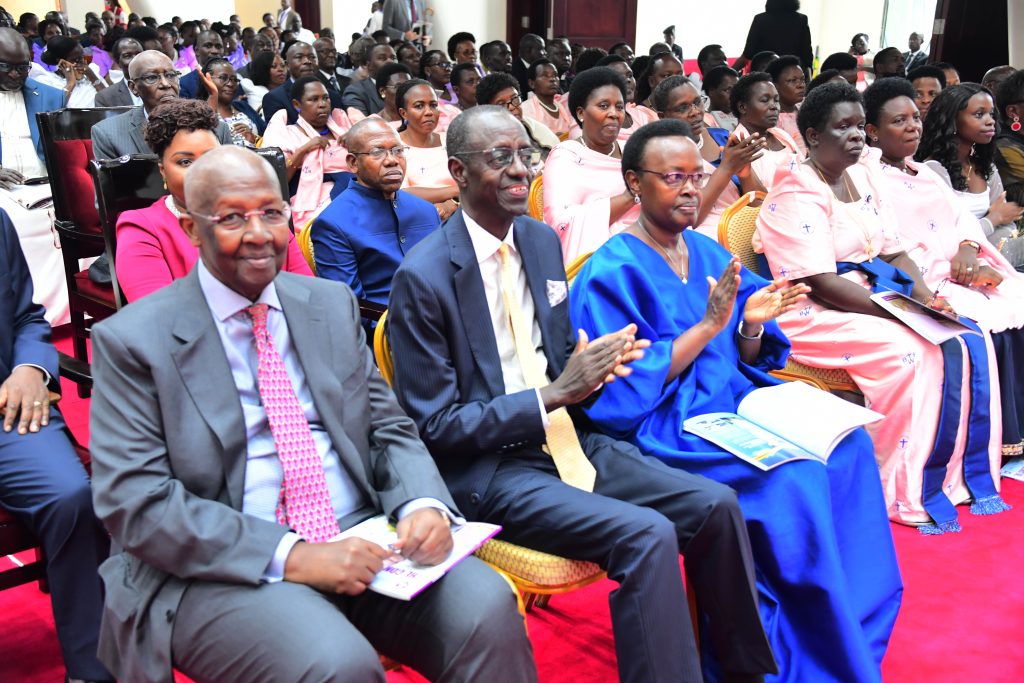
left=409, top=0, right=418, bottom=23
left=247, top=304, right=340, bottom=542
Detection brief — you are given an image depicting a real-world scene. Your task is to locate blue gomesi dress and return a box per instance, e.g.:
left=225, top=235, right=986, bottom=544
left=570, top=231, right=903, bottom=683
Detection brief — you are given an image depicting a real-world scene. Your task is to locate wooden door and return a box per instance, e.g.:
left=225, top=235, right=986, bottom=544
left=931, top=0, right=1008, bottom=82
left=505, top=0, right=639, bottom=51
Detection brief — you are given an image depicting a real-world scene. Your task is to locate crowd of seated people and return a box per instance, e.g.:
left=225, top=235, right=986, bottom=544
left=2, top=6, right=1024, bottom=683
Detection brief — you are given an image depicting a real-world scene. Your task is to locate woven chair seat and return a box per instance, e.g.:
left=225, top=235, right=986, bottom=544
left=475, top=539, right=604, bottom=589
left=784, top=358, right=858, bottom=391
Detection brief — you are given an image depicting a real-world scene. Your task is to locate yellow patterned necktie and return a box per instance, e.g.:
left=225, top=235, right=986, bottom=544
left=497, top=244, right=597, bottom=492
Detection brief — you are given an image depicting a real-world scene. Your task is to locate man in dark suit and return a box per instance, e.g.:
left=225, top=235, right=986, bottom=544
left=341, top=41, right=396, bottom=117
left=0, top=209, right=113, bottom=683
left=177, top=29, right=224, bottom=99
left=511, top=33, right=546, bottom=96
left=90, top=50, right=232, bottom=160
left=388, top=106, right=776, bottom=683
left=263, top=40, right=345, bottom=125
left=93, top=36, right=142, bottom=107
left=903, top=32, right=928, bottom=73
left=313, top=36, right=350, bottom=93
left=88, top=146, right=535, bottom=683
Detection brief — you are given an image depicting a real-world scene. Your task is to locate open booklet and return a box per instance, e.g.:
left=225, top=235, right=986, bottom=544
left=870, top=291, right=981, bottom=345
left=7, top=181, right=53, bottom=211
left=331, top=514, right=500, bottom=601
left=683, top=381, right=883, bottom=470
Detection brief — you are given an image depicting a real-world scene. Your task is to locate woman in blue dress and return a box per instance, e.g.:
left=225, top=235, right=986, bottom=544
left=569, top=118, right=903, bottom=683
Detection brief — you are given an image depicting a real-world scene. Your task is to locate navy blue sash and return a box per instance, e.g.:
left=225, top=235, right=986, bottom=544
left=837, top=260, right=1009, bottom=533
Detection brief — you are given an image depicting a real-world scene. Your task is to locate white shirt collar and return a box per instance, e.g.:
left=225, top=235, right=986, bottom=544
left=463, top=211, right=516, bottom=265
left=196, top=258, right=282, bottom=322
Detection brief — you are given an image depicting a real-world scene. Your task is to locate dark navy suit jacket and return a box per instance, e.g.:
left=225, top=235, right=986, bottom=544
left=387, top=211, right=581, bottom=513
left=263, top=77, right=345, bottom=125
left=311, top=177, right=439, bottom=305
left=0, top=210, right=59, bottom=392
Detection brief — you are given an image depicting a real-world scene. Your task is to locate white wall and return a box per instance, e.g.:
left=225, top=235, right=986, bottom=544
left=634, top=0, right=888, bottom=66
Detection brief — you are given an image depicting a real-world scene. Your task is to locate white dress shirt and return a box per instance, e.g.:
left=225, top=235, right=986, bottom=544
left=0, top=90, right=47, bottom=177
left=197, top=261, right=450, bottom=580
left=463, top=212, right=550, bottom=423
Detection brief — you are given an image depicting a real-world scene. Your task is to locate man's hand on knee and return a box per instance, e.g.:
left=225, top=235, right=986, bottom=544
left=283, top=538, right=395, bottom=595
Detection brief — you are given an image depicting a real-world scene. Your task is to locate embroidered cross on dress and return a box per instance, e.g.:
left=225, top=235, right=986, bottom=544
left=247, top=303, right=341, bottom=542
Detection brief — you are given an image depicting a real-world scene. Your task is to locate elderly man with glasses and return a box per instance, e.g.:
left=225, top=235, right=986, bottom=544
left=310, top=118, right=440, bottom=333
left=91, top=50, right=232, bottom=160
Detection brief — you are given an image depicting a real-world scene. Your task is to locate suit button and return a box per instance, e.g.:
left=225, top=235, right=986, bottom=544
left=399, top=235, right=406, bottom=243
left=165, top=609, right=175, bottom=622
left=469, top=493, right=480, bottom=504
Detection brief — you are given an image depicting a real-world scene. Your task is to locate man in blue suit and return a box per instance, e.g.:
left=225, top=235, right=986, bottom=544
left=0, top=28, right=64, bottom=189
left=311, top=118, right=438, bottom=324
left=387, top=105, right=777, bottom=683
left=0, top=208, right=112, bottom=683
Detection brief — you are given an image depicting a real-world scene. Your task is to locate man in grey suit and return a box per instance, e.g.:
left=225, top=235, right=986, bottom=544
left=93, top=37, right=142, bottom=107
left=90, top=50, right=232, bottom=160
left=381, top=0, right=425, bottom=42
left=88, top=146, right=535, bottom=683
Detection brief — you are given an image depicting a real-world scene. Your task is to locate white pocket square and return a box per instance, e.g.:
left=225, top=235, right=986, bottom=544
left=546, top=279, right=568, bottom=307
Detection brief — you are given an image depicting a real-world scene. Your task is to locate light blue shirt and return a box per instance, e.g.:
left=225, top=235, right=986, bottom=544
left=196, top=261, right=452, bottom=580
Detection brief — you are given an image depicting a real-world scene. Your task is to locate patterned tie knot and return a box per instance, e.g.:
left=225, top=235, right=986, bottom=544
left=247, top=303, right=269, bottom=329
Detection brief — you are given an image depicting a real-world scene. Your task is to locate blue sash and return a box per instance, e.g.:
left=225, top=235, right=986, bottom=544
left=837, top=260, right=1009, bottom=533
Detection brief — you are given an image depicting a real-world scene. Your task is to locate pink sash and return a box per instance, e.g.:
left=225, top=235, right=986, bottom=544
left=291, top=111, right=352, bottom=225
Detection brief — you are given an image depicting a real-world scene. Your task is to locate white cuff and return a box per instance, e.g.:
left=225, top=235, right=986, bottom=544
left=535, top=388, right=550, bottom=428
left=13, top=363, right=51, bottom=386
left=263, top=532, right=302, bottom=583
left=395, top=498, right=465, bottom=526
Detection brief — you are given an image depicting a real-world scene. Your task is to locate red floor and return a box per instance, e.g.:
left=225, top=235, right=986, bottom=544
left=2, top=336, right=1022, bottom=682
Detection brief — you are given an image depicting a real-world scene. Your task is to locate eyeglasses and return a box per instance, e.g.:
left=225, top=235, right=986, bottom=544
left=188, top=204, right=292, bottom=230
left=493, top=95, right=522, bottom=110
left=0, top=62, right=32, bottom=75
left=455, top=146, right=542, bottom=171
left=133, top=71, right=181, bottom=86
left=427, top=61, right=452, bottom=70
left=664, top=100, right=704, bottom=116
left=636, top=169, right=709, bottom=188
left=351, top=146, right=409, bottom=160
left=213, top=74, right=240, bottom=84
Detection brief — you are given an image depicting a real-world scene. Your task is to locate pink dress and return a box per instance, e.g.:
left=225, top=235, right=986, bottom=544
left=776, top=111, right=807, bottom=156
left=694, top=158, right=740, bottom=240
left=733, top=123, right=801, bottom=190
left=261, top=109, right=353, bottom=227
left=754, top=160, right=1002, bottom=526
left=401, top=132, right=456, bottom=191
left=521, top=94, right=573, bottom=137
left=543, top=139, right=639, bottom=266
left=863, top=148, right=1024, bottom=333
left=115, top=196, right=312, bottom=302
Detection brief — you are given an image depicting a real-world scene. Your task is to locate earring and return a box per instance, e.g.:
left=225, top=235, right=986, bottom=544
left=872, top=136, right=879, bottom=142
left=633, top=194, right=641, bottom=204
left=1012, top=115, right=1022, bottom=132
left=295, top=107, right=301, bottom=114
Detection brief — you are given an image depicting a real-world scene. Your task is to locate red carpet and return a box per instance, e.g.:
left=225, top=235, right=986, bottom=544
left=3, top=340, right=1022, bottom=681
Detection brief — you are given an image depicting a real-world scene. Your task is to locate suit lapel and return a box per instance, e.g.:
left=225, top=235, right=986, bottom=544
left=169, top=272, right=248, bottom=509
left=276, top=275, right=374, bottom=498
left=128, top=108, right=149, bottom=154
left=514, top=218, right=561, bottom=376
left=22, top=82, right=44, bottom=161
left=447, top=211, right=506, bottom=397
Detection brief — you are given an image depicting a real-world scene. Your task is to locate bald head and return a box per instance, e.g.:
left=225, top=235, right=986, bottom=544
left=185, top=146, right=280, bottom=215
left=0, top=27, right=30, bottom=91
left=983, top=65, right=1015, bottom=92
left=128, top=49, right=173, bottom=79
left=346, top=118, right=406, bottom=194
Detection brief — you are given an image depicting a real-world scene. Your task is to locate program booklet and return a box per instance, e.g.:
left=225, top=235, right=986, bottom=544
left=332, top=515, right=500, bottom=600
left=683, top=381, right=884, bottom=470
left=869, top=291, right=981, bottom=345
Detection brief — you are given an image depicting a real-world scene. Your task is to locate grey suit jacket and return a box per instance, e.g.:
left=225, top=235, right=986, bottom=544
left=89, top=269, right=457, bottom=682
left=381, top=0, right=425, bottom=40
left=94, top=78, right=135, bottom=108
left=90, top=106, right=234, bottom=160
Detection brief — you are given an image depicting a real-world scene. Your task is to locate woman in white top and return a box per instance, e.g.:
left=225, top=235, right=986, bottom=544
left=36, top=36, right=105, bottom=108
left=917, top=82, right=1024, bottom=269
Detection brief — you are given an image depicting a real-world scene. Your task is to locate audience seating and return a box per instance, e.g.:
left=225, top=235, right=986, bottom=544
left=528, top=175, right=544, bottom=221
left=91, top=154, right=164, bottom=309
left=37, top=107, right=133, bottom=397
left=372, top=309, right=607, bottom=611
left=717, top=191, right=861, bottom=398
